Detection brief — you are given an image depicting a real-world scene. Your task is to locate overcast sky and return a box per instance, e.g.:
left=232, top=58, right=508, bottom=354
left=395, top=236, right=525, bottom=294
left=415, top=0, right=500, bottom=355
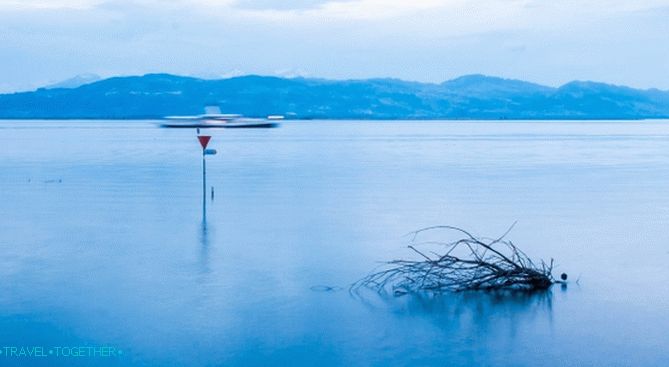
left=0, top=0, right=668, bottom=92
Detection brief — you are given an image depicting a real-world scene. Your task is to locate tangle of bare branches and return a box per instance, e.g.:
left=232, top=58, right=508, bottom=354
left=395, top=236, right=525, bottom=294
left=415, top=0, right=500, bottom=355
left=352, top=224, right=557, bottom=295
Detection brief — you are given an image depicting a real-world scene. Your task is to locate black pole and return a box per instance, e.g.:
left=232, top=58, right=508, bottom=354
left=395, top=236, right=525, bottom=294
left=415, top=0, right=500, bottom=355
left=202, top=150, right=207, bottom=221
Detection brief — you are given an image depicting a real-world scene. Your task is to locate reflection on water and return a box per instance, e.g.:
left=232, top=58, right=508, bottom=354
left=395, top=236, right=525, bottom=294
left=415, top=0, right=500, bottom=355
left=1, top=120, right=669, bottom=366
left=407, top=290, right=554, bottom=329
left=199, top=154, right=211, bottom=275
left=198, top=194, right=211, bottom=276
left=357, top=288, right=555, bottom=336
left=403, top=289, right=552, bottom=316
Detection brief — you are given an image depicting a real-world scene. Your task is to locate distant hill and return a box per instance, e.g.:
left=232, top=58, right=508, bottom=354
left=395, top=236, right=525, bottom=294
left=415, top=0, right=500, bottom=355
left=1, top=73, right=668, bottom=119
left=44, top=74, right=101, bottom=90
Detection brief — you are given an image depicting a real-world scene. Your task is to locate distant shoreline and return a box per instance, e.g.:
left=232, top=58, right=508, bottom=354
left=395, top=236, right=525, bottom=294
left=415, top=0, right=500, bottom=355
left=0, top=117, right=665, bottom=122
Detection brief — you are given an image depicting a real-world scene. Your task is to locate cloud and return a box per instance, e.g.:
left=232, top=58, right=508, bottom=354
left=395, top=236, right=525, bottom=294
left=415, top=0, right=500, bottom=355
left=0, top=0, right=667, bottom=92
left=286, top=0, right=446, bottom=20
left=232, top=0, right=335, bottom=11
left=187, top=0, right=449, bottom=21
left=0, top=0, right=102, bottom=10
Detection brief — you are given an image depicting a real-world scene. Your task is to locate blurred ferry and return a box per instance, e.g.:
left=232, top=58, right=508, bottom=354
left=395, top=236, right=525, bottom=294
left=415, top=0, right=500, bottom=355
left=161, top=106, right=281, bottom=128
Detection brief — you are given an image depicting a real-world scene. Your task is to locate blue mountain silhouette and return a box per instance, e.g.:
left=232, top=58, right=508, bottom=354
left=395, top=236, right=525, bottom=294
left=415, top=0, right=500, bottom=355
left=1, top=73, right=667, bottom=119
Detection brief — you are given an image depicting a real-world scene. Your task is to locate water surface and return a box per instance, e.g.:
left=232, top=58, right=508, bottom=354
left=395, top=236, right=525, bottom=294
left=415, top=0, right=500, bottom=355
left=1, top=120, right=668, bottom=366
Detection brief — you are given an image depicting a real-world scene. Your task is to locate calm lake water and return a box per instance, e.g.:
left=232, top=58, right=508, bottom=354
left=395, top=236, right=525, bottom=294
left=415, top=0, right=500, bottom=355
left=1, top=120, right=669, bottom=366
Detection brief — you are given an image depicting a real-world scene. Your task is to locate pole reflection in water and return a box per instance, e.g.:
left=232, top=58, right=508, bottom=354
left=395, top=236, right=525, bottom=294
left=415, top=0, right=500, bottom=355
left=199, top=209, right=211, bottom=275
left=199, top=166, right=210, bottom=274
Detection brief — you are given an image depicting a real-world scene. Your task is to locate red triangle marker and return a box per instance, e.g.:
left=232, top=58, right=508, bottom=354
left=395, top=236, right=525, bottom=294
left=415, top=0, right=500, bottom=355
left=197, top=135, right=211, bottom=149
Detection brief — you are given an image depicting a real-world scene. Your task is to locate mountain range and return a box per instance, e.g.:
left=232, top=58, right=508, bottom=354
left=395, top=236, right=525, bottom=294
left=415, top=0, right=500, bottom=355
left=1, top=73, right=668, bottom=119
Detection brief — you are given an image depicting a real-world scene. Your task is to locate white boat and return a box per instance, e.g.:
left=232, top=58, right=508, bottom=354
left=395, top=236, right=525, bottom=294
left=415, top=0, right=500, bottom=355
left=161, top=106, right=280, bottom=129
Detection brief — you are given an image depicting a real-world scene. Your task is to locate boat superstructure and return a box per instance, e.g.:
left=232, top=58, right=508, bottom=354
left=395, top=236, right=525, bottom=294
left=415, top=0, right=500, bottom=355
left=161, top=106, right=281, bottom=128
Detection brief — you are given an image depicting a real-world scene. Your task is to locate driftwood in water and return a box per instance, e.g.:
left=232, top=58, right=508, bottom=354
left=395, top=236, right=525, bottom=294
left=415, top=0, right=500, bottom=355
left=353, top=224, right=558, bottom=295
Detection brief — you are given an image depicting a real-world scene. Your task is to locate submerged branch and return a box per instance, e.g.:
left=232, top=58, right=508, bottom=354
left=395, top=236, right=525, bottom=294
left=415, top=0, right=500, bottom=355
left=353, top=225, right=559, bottom=295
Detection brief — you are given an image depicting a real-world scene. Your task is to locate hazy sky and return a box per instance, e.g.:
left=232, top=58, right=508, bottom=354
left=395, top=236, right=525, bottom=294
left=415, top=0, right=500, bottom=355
left=1, top=0, right=668, bottom=92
